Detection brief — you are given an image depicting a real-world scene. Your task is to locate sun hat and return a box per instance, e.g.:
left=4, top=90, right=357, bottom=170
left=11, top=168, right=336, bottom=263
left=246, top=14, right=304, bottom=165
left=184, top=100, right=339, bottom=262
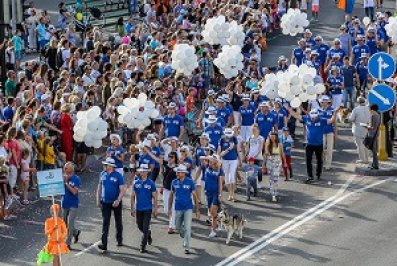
left=102, top=158, right=117, bottom=167
left=174, top=164, right=188, bottom=173
left=110, top=134, right=122, bottom=145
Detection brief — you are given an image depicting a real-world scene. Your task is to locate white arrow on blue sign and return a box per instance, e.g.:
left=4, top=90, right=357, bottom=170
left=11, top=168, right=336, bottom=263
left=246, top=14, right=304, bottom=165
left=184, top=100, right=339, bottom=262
left=368, top=52, right=396, bottom=81
left=368, top=84, right=396, bottom=112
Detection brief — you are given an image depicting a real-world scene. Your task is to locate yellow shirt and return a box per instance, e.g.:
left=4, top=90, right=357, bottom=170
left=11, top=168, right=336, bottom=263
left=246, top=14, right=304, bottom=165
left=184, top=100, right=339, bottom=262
left=44, top=145, right=56, bottom=165
left=37, top=139, right=45, bottom=161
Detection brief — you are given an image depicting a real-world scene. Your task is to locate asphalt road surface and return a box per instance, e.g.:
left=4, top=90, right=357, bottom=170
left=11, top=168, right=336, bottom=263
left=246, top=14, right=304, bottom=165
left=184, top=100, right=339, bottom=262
left=2, top=1, right=397, bottom=266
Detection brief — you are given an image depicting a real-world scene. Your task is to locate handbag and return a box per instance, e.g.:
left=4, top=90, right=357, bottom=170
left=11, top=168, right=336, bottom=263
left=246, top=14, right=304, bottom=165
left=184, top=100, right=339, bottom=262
left=363, top=126, right=379, bottom=150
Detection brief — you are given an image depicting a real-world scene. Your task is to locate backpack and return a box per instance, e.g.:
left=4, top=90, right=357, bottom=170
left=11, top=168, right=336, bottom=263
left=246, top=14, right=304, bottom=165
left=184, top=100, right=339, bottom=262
left=56, top=49, right=64, bottom=69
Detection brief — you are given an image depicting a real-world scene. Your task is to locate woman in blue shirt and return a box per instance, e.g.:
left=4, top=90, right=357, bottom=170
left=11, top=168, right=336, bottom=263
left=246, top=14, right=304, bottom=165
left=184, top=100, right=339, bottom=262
left=239, top=95, right=255, bottom=143
left=218, top=128, right=238, bottom=201
left=327, top=66, right=344, bottom=110
left=106, top=134, right=126, bottom=176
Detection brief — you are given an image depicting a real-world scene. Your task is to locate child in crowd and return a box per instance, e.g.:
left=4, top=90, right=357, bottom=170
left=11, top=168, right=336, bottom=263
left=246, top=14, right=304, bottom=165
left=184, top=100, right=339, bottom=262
left=280, top=127, right=294, bottom=181
left=242, top=157, right=259, bottom=201
left=20, top=149, right=36, bottom=205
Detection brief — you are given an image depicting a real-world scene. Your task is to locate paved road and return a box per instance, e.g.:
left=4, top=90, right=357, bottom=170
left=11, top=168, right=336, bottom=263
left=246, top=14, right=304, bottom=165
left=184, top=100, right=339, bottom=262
left=2, top=1, right=397, bottom=266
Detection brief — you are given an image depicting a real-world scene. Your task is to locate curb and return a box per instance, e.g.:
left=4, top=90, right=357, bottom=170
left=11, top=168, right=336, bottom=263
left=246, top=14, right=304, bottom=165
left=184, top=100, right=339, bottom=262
left=355, top=166, right=397, bottom=176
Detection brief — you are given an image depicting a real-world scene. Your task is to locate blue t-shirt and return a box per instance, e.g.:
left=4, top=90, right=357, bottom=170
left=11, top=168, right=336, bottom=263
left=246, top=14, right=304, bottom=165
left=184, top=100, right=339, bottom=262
left=171, top=178, right=196, bottom=211
left=133, top=178, right=156, bottom=211
left=280, top=135, right=294, bottom=156
left=184, top=157, right=194, bottom=178
left=99, top=171, right=125, bottom=204
left=351, top=44, right=370, bottom=64
left=163, top=114, right=184, bottom=137
left=320, top=107, right=335, bottom=134
left=313, top=44, right=330, bottom=65
left=242, top=164, right=259, bottom=180
left=219, top=137, right=238, bottom=160
left=293, top=47, right=305, bottom=66
left=217, top=107, right=231, bottom=124
left=356, top=61, right=368, bottom=80
left=271, top=109, right=288, bottom=129
left=255, top=112, right=276, bottom=140
left=205, top=124, right=223, bottom=148
left=327, top=75, right=344, bottom=94
left=151, top=146, right=163, bottom=169
left=327, top=48, right=346, bottom=63
left=138, top=152, right=155, bottom=168
left=3, top=106, right=14, bottom=122
left=366, top=36, right=378, bottom=55
left=204, top=167, right=224, bottom=193
left=107, top=145, right=124, bottom=168
left=340, top=65, right=356, bottom=87
left=61, top=175, right=81, bottom=209
left=195, top=147, right=206, bottom=167
left=239, top=104, right=255, bottom=126
left=302, top=116, right=327, bottom=146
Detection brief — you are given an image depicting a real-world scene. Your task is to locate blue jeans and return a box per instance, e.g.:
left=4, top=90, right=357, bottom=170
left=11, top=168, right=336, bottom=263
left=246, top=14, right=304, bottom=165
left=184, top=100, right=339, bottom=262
left=343, top=86, right=354, bottom=109
left=175, top=209, right=192, bottom=249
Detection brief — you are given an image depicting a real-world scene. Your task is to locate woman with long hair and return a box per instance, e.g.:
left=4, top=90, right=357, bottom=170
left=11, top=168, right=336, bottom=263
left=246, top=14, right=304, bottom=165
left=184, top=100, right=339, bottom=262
left=265, top=131, right=286, bottom=202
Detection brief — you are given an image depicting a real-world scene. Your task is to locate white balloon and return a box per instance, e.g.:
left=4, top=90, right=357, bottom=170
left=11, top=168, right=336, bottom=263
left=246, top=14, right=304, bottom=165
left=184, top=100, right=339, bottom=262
left=306, top=85, right=317, bottom=95
left=117, top=106, right=130, bottom=115
left=76, top=111, right=86, bottom=120
left=290, top=85, right=301, bottom=95
left=315, top=83, right=326, bottom=94
left=290, top=97, right=302, bottom=108
left=299, top=92, right=309, bottom=102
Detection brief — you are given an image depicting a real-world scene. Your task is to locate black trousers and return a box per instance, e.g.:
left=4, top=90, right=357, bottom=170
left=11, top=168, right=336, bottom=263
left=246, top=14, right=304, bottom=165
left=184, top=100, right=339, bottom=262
left=305, top=145, right=323, bottom=178
left=101, top=202, right=123, bottom=248
left=136, top=210, right=152, bottom=247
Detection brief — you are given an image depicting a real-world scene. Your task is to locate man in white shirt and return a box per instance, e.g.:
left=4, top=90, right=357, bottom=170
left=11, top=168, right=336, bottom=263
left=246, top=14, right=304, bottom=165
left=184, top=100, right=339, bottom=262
left=349, top=97, right=371, bottom=163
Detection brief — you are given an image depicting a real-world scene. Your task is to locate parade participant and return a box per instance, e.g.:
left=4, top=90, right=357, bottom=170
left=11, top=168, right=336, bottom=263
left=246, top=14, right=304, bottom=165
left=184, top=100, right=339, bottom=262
left=145, top=134, right=163, bottom=182
left=107, top=134, right=126, bottom=175
left=216, top=97, right=232, bottom=127
left=355, top=53, right=369, bottom=97
left=351, top=35, right=370, bottom=65
left=338, top=25, right=352, bottom=57
left=349, top=97, right=371, bottom=163
left=366, top=27, right=379, bottom=55
left=313, top=35, right=329, bottom=80
left=366, top=104, right=381, bottom=170
left=179, top=145, right=194, bottom=179
left=130, top=164, right=158, bottom=253
left=287, top=108, right=336, bottom=183
left=280, top=127, right=294, bottom=180
left=265, top=132, right=285, bottom=202
left=340, top=56, right=356, bottom=110
left=303, top=29, right=316, bottom=48
left=276, top=56, right=288, bottom=72
left=242, top=157, right=259, bottom=201
left=248, top=124, right=265, bottom=188
left=271, top=98, right=288, bottom=134
left=219, top=128, right=239, bottom=201
left=201, top=154, right=223, bottom=238
left=319, top=96, right=335, bottom=171
left=327, top=66, right=344, bottom=110
left=326, top=39, right=346, bottom=66
left=61, top=162, right=81, bottom=249
left=205, top=117, right=223, bottom=148
left=161, top=102, right=185, bottom=139
left=163, top=151, right=178, bottom=234
left=97, top=158, right=126, bottom=252
left=44, top=204, right=69, bottom=266
left=138, top=140, right=155, bottom=173
left=239, top=94, right=255, bottom=143
left=255, top=101, right=277, bottom=141
left=291, top=39, right=306, bottom=66
left=194, top=134, right=210, bottom=203
left=168, top=164, right=200, bottom=255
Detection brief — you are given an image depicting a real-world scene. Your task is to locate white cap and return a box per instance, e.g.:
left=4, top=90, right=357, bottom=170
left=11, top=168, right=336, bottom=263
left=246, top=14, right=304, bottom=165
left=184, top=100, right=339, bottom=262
left=174, top=164, right=188, bottom=173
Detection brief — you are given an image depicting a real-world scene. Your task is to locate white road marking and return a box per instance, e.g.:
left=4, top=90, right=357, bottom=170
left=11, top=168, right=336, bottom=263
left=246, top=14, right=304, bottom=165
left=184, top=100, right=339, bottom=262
left=216, top=177, right=391, bottom=266
left=75, top=241, right=101, bottom=256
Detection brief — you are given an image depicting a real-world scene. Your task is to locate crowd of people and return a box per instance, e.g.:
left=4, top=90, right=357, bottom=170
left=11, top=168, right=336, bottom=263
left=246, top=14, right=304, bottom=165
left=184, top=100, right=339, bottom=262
left=0, top=0, right=395, bottom=262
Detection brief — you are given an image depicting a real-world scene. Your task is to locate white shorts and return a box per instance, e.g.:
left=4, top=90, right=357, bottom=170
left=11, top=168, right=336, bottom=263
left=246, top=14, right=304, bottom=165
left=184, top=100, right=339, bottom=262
left=240, top=125, right=253, bottom=142
left=222, top=159, right=238, bottom=185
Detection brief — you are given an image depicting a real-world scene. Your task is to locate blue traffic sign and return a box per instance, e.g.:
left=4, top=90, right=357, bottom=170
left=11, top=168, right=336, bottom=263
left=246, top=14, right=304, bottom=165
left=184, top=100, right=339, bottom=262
left=368, top=84, right=396, bottom=112
left=368, top=52, right=396, bottom=81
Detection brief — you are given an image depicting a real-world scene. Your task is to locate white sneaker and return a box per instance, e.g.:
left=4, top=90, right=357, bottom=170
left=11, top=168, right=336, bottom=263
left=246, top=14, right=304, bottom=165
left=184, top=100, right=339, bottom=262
left=257, top=183, right=262, bottom=189
left=209, top=231, right=217, bottom=238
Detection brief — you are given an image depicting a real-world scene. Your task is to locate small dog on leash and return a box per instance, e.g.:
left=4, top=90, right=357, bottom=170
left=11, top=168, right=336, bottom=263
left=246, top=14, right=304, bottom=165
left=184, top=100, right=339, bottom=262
left=218, top=209, right=247, bottom=244
left=336, top=107, right=351, bottom=127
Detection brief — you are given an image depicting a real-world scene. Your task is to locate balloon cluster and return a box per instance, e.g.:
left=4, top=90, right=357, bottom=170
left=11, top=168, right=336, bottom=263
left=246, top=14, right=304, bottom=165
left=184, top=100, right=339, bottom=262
left=117, top=93, right=160, bottom=129
left=385, top=17, right=397, bottom=43
left=213, top=45, right=244, bottom=79
left=280, top=9, right=310, bottom=36
left=202, top=15, right=230, bottom=46
left=73, top=106, right=108, bottom=149
left=227, top=21, right=246, bottom=47
left=170, top=44, right=199, bottom=76
left=260, top=65, right=326, bottom=108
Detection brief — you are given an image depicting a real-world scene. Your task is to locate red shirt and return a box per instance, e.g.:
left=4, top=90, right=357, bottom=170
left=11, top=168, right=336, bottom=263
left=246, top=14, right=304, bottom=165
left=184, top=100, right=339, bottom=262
left=5, top=140, right=21, bottom=166
left=186, top=95, right=195, bottom=113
